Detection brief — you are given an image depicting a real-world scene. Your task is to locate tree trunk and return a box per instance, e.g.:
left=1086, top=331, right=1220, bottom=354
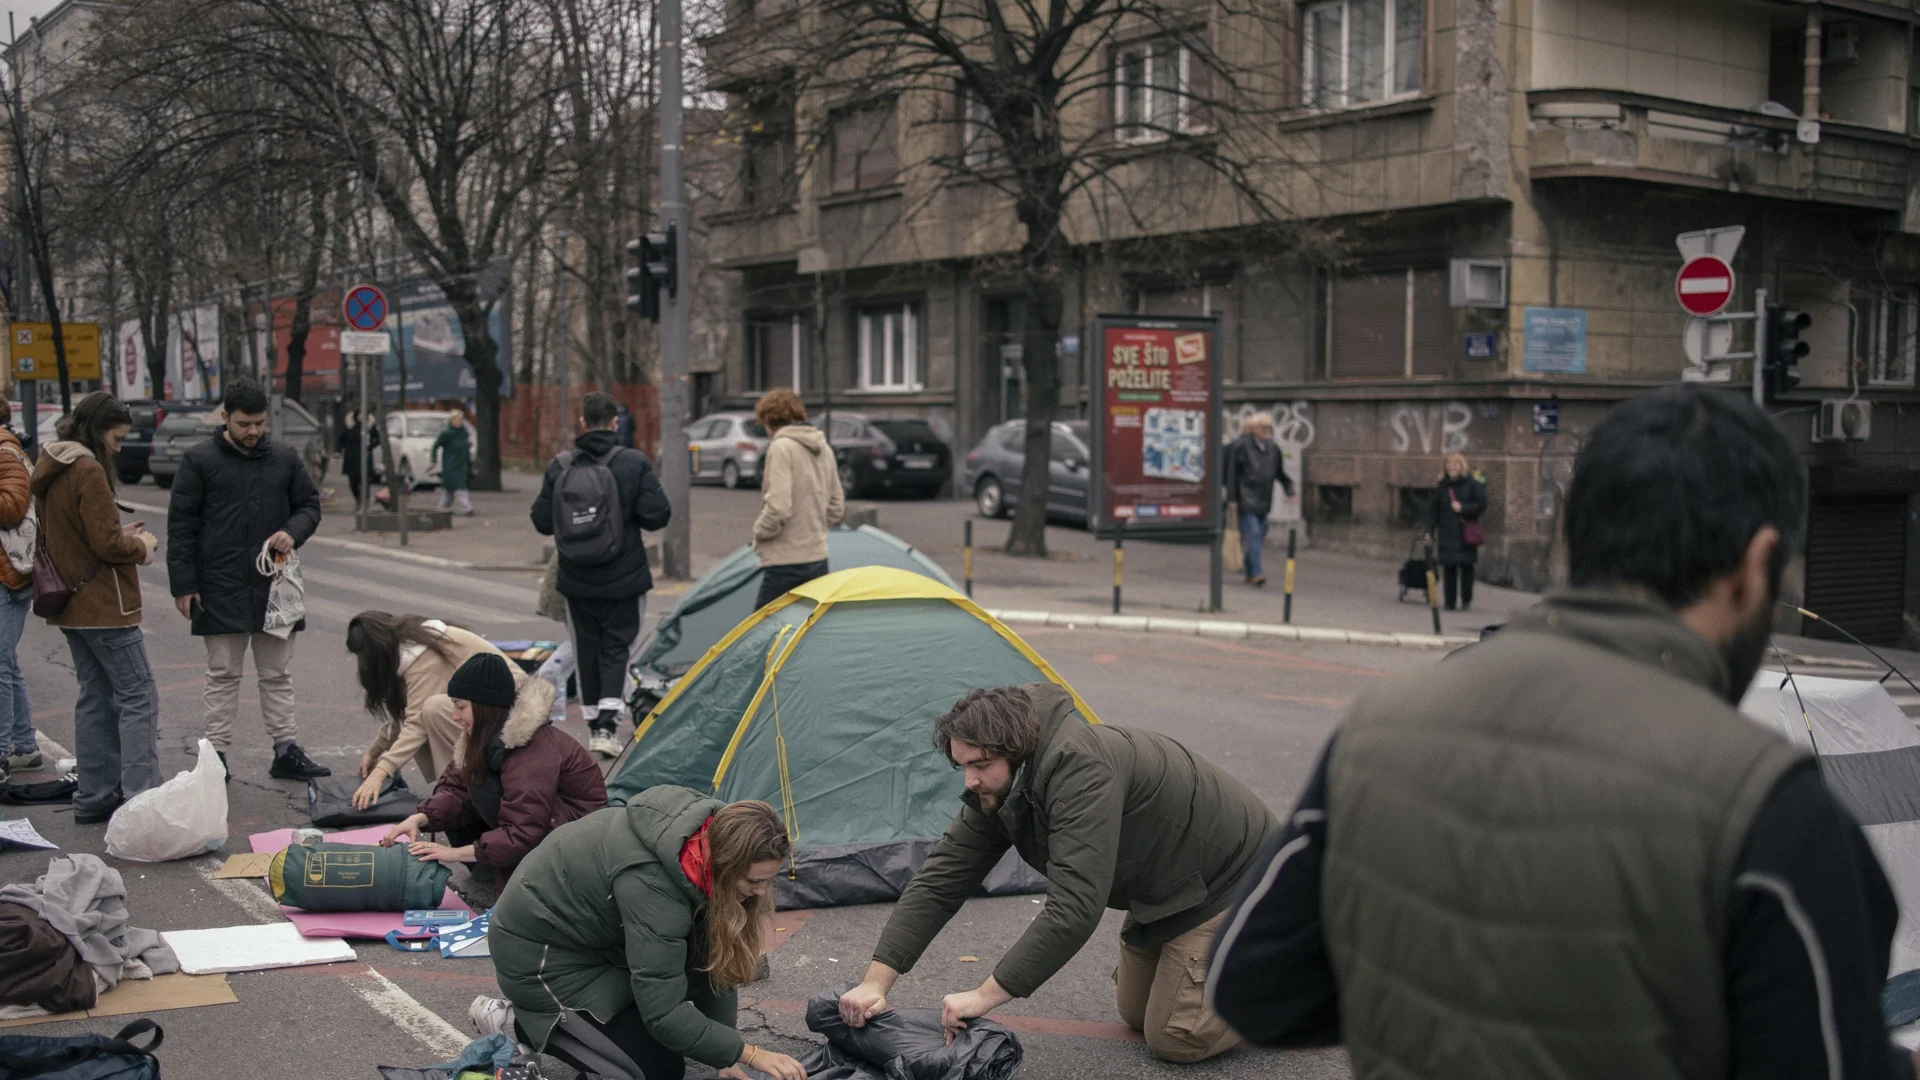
left=448, top=287, right=503, bottom=491
left=281, top=184, right=331, bottom=403
left=1005, top=274, right=1063, bottom=556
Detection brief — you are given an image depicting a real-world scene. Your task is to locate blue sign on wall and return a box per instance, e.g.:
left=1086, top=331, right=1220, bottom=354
left=1532, top=400, right=1560, bottom=435
left=1522, top=307, right=1587, bottom=374
left=1464, top=332, right=1497, bottom=359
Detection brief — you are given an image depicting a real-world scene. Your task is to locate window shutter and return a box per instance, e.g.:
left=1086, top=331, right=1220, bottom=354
left=831, top=114, right=859, bottom=192
left=1184, top=45, right=1215, bottom=132
left=861, top=104, right=900, bottom=188
left=1410, top=268, right=1450, bottom=376
left=1330, top=272, right=1406, bottom=378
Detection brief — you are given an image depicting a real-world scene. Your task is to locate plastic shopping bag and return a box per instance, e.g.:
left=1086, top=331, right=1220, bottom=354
left=261, top=545, right=305, bottom=640
left=104, top=740, right=229, bottom=862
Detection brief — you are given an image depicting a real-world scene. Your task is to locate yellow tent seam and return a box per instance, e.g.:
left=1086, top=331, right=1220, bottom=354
left=630, top=593, right=805, bottom=749
left=950, top=596, right=1102, bottom=724
left=711, top=601, right=833, bottom=789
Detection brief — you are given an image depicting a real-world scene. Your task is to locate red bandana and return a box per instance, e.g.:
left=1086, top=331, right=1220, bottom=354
left=679, top=817, right=715, bottom=897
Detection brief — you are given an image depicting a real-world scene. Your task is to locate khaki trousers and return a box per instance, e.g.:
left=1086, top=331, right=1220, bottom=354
left=1115, top=912, right=1241, bottom=1064
left=203, top=633, right=298, bottom=751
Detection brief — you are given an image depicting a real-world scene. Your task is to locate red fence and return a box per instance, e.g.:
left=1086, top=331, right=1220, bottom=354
left=497, top=383, right=662, bottom=469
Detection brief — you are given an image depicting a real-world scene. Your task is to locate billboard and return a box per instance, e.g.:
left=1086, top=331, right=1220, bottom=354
left=380, top=274, right=513, bottom=402
left=1089, top=315, right=1222, bottom=538
left=115, top=320, right=152, bottom=399
left=167, top=305, right=222, bottom=401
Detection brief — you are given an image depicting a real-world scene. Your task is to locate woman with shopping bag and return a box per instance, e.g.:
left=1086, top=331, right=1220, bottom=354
left=346, top=611, right=521, bottom=810
left=1424, top=452, right=1489, bottom=611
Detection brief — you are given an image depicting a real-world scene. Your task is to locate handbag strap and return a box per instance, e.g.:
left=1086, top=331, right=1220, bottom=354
left=0, top=1019, right=162, bottom=1078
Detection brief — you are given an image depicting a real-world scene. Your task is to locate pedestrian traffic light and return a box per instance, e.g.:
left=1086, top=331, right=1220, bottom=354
left=1763, top=304, right=1810, bottom=402
left=624, top=225, right=676, bottom=323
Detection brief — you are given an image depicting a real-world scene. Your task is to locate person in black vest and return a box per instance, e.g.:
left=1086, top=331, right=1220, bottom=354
left=530, top=391, right=670, bottom=759
left=167, top=378, right=329, bottom=781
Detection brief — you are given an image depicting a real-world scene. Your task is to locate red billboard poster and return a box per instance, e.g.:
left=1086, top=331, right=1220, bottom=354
left=1090, top=315, right=1222, bottom=537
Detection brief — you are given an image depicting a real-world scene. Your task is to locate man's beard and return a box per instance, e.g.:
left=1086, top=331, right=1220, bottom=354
left=973, top=782, right=1013, bottom=814
left=1720, top=598, right=1776, bottom=706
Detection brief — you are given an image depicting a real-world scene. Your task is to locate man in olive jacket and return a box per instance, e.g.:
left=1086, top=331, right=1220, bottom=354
left=838, top=682, right=1276, bottom=1063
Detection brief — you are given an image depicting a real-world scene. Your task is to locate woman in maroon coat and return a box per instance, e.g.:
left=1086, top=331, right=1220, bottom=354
left=380, top=653, right=605, bottom=882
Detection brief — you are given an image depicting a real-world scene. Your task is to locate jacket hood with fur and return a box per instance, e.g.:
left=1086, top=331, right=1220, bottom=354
left=500, top=677, right=558, bottom=751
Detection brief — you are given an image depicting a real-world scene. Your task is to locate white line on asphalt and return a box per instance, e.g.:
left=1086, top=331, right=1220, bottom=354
left=342, top=967, right=472, bottom=1060
left=192, top=856, right=285, bottom=923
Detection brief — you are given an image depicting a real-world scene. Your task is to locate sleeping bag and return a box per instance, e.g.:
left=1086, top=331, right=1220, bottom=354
left=268, top=843, right=451, bottom=912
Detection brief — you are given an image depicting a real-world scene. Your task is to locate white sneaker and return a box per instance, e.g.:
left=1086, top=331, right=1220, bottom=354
left=588, top=731, right=620, bottom=758
left=469, top=995, right=516, bottom=1039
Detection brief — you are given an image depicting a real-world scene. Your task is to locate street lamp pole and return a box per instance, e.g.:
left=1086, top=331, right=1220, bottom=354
left=655, top=0, right=692, bottom=579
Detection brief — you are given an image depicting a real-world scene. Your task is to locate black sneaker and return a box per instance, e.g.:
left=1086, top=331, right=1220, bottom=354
left=74, top=794, right=124, bottom=824
left=269, top=743, right=332, bottom=780
left=217, top=750, right=231, bottom=784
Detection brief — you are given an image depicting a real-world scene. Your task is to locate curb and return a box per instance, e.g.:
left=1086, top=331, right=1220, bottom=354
left=983, top=608, right=1475, bottom=650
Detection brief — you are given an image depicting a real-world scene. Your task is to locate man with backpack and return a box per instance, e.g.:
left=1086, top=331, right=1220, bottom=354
left=531, top=391, right=671, bottom=758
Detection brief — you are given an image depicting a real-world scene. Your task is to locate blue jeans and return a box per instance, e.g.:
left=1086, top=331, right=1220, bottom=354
left=1238, top=513, right=1269, bottom=580
left=62, top=627, right=161, bottom=815
left=0, top=586, right=34, bottom=754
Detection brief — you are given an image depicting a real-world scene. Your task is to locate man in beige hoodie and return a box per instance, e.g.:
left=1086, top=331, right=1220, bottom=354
left=752, top=389, right=844, bottom=609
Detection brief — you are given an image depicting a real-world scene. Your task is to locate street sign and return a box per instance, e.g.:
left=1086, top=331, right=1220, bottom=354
left=1676, top=255, right=1735, bottom=316
left=339, top=330, right=390, bottom=355
left=9, top=323, right=102, bottom=380
left=1532, top=401, right=1559, bottom=435
left=342, top=284, right=388, bottom=331
left=1463, top=332, right=1496, bottom=359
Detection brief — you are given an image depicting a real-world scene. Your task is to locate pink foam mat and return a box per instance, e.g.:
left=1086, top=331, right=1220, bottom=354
left=246, top=826, right=473, bottom=939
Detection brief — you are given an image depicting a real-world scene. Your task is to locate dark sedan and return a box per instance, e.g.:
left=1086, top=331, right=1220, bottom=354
left=115, top=399, right=172, bottom=484
left=825, top=412, right=951, bottom=498
left=961, top=418, right=1092, bottom=524
left=150, top=398, right=327, bottom=489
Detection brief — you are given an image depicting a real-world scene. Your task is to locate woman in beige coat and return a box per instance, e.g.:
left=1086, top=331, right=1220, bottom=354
left=751, top=388, right=844, bottom=609
left=345, top=611, right=521, bottom=809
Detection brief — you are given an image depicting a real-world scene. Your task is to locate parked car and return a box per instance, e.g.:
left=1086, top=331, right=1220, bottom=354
left=687, top=411, right=768, bottom=489
left=150, top=398, right=327, bottom=489
left=819, top=412, right=951, bottom=500
left=961, top=419, right=1092, bottom=523
left=373, top=410, right=449, bottom=490
left=115, top=399, right=169, bottom=484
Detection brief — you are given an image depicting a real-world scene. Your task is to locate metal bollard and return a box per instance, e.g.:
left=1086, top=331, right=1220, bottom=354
left=1283, top=528, right=1297, bottom=624
left=1112, top=522, right=1125, bottom=615
left=1424, top=541, right=1443, bottom=635
left=963, top=520, right=974, bottom=598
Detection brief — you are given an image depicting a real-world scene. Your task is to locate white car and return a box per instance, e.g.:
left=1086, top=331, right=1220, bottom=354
left=374, top=411, right=448, bottom=490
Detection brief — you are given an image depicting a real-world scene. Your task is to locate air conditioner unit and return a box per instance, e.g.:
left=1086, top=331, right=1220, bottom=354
left=1813, top=399, right=1871, bottom=442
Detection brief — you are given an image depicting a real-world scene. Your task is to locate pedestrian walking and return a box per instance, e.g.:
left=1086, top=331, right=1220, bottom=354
left=615, top=401, right=636, bottom=450
left=1208, top=385, right=1910, bottom=1078
left=377, top=653, right=605, bottom=884
left=167, top=377, right=329, bottom=782
left=1223, top=412, right=1293, bottom=586
left=1423, top=451, right=1486, bottom=610
left=472, top=788, right=808, bottom=1080
left=340, top=410, right=380, bottom=505
left=30, top=393, right=162, bottom=823
left=837, top=682, right=1275, bottom=1063
left=431, top=409, right=473, bottom=516
left=346, top=611, right=520, bottom=810
left=530, top=391, right=671, bottom=759
left=0, top=399, right=39, bottom=774
left=751, top=388, right=844, bottom=609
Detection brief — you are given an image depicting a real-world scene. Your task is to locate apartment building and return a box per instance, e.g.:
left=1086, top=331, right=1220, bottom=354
left=698, top=0, right=1920, bottom=645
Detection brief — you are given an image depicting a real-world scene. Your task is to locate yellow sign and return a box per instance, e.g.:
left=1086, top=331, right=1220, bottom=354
left=9, top=322, right=102, bottom=380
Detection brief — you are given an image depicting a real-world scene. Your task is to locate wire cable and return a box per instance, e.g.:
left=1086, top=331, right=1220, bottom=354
left=1781, top=603, right=1920, bottom=699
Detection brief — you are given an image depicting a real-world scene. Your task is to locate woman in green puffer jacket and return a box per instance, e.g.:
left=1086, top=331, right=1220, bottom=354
left=479, top=785, right=807, bottom=1080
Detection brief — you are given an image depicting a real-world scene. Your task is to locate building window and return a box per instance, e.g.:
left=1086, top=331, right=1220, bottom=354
left=1327, top=267, right=1449, bottom=379
left=830, top=102, right=899, bottom=193
left=1303, top=0, right=1423, bottom=109
left=857, top=302, right=920, bottom=392
left=1114, top=38, right=1212, bottom=143
left=1396, top=485, right=1434, bottom=526
left=742, top=130, right=794, bottom=209
left=960, top=88, right=1004, bottom=169
left=1863, top=287, right=1917, bottom=388
left=1318, top=484, right=1354, bottom=521
left=746, top=313, right=804, bottom=392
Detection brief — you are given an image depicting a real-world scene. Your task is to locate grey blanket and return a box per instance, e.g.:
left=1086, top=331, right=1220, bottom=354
left=0, top=853, right=179, bottom=988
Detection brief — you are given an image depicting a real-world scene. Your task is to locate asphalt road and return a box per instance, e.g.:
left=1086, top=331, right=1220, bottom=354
left=0, top=492, right=1441, bottom=1080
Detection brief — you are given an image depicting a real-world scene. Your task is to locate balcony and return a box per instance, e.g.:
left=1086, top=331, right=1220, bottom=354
left=699, top=4, right=801, bottom=93
left=1527, top=89, right=1915, bottom=214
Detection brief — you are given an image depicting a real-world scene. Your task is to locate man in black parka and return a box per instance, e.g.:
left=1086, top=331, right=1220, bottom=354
left=168, top=378, right=329, bottom=781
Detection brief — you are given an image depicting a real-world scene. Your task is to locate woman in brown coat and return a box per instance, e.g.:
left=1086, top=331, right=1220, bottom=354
left=345, top=611, right=522, bottom=810
left=0, top=399, right=40, bottom=773
left=29, top=393, right=162, bottom=823
left=380, top=653, right=605, bottom=883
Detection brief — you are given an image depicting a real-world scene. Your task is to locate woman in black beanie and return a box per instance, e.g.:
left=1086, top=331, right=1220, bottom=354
left=380, top=653, right=606, bottom=882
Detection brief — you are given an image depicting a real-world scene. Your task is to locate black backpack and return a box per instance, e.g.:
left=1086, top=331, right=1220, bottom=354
left=552, top=446, right=626, bottom=566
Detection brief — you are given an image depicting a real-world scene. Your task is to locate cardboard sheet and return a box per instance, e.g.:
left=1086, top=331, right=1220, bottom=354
left=247, top=824, right=471, bottom=938
left=0, top=973, right=237, bottom=1029
left=163, top=922, right=356, bottom=974
left=214, top=852, right=275, bottom=879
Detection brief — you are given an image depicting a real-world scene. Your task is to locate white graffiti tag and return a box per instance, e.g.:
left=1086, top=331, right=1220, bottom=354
left=1387, top=402, right=1472, bottom=455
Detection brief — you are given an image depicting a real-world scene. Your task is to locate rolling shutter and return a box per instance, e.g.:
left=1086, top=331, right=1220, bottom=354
left=1803, top=495, right=1909, bottom=646
left=1330, top=272, right=1405, bottom=378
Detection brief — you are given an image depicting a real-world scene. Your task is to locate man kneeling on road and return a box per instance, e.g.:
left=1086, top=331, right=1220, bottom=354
left=837, top=683, right=1276, bottom=1063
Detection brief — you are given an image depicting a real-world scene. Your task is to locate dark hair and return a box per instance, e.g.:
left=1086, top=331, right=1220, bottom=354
left=223, top=377, right=269, bottom=416
left=755, top=388, right=806, bottom=431
left=1565, top=385, right=1806, bottom=608
left=0, top=397, right=12, bottom=425
left=461, top=702, right=511, bottom=783
left=582, top=391, right=619, bottom=428
left=345, top=612, right=463, bottom=722
left=56, top=392, right=133, bottom=487
left=933, top=686, right=1039, bottom=765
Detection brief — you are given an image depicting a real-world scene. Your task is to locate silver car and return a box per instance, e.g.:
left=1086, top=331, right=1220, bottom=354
left=960, top=419, right=1092, bottom=524
left=688, top=411, right=769, bottom=489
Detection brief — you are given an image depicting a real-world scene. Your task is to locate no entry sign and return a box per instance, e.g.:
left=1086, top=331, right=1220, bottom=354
left=343, top=284, right=389, bottom=331
left=1675, top=256, right=1734, bottom=317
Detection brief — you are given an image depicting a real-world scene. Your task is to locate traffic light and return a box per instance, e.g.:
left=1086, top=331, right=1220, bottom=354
left=1763, top=304, right=1810, bottom=402
left=624, top=225, right=677, bottom=323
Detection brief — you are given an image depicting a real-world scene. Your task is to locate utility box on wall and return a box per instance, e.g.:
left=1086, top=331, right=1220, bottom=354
left=1450, top=259, right=1507, bottom=308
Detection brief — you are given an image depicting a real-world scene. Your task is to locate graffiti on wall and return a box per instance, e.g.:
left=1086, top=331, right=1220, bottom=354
left=1223, top=401, right=1315, bottom=523
left=1386, top=402, right=1473, bottom=455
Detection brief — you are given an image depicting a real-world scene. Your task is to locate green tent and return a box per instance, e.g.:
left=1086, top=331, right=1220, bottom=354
left=634, top=525, right=955, bottom=680
left=607, top=565, right=1097, bottom=907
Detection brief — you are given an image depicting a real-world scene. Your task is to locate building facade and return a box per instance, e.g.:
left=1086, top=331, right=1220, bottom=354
left=699, top=0, right=1920, bottom=646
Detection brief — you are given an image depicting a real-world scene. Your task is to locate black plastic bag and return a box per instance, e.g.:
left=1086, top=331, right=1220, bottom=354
left=308, top=773, right=417, bottom=827
left=785, top=982, right=1023, bottom=1080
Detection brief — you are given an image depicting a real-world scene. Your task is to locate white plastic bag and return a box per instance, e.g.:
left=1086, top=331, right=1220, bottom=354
left=259, top=543, right=305, bottom=640
left=105, top=738, right=230, bottom=862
